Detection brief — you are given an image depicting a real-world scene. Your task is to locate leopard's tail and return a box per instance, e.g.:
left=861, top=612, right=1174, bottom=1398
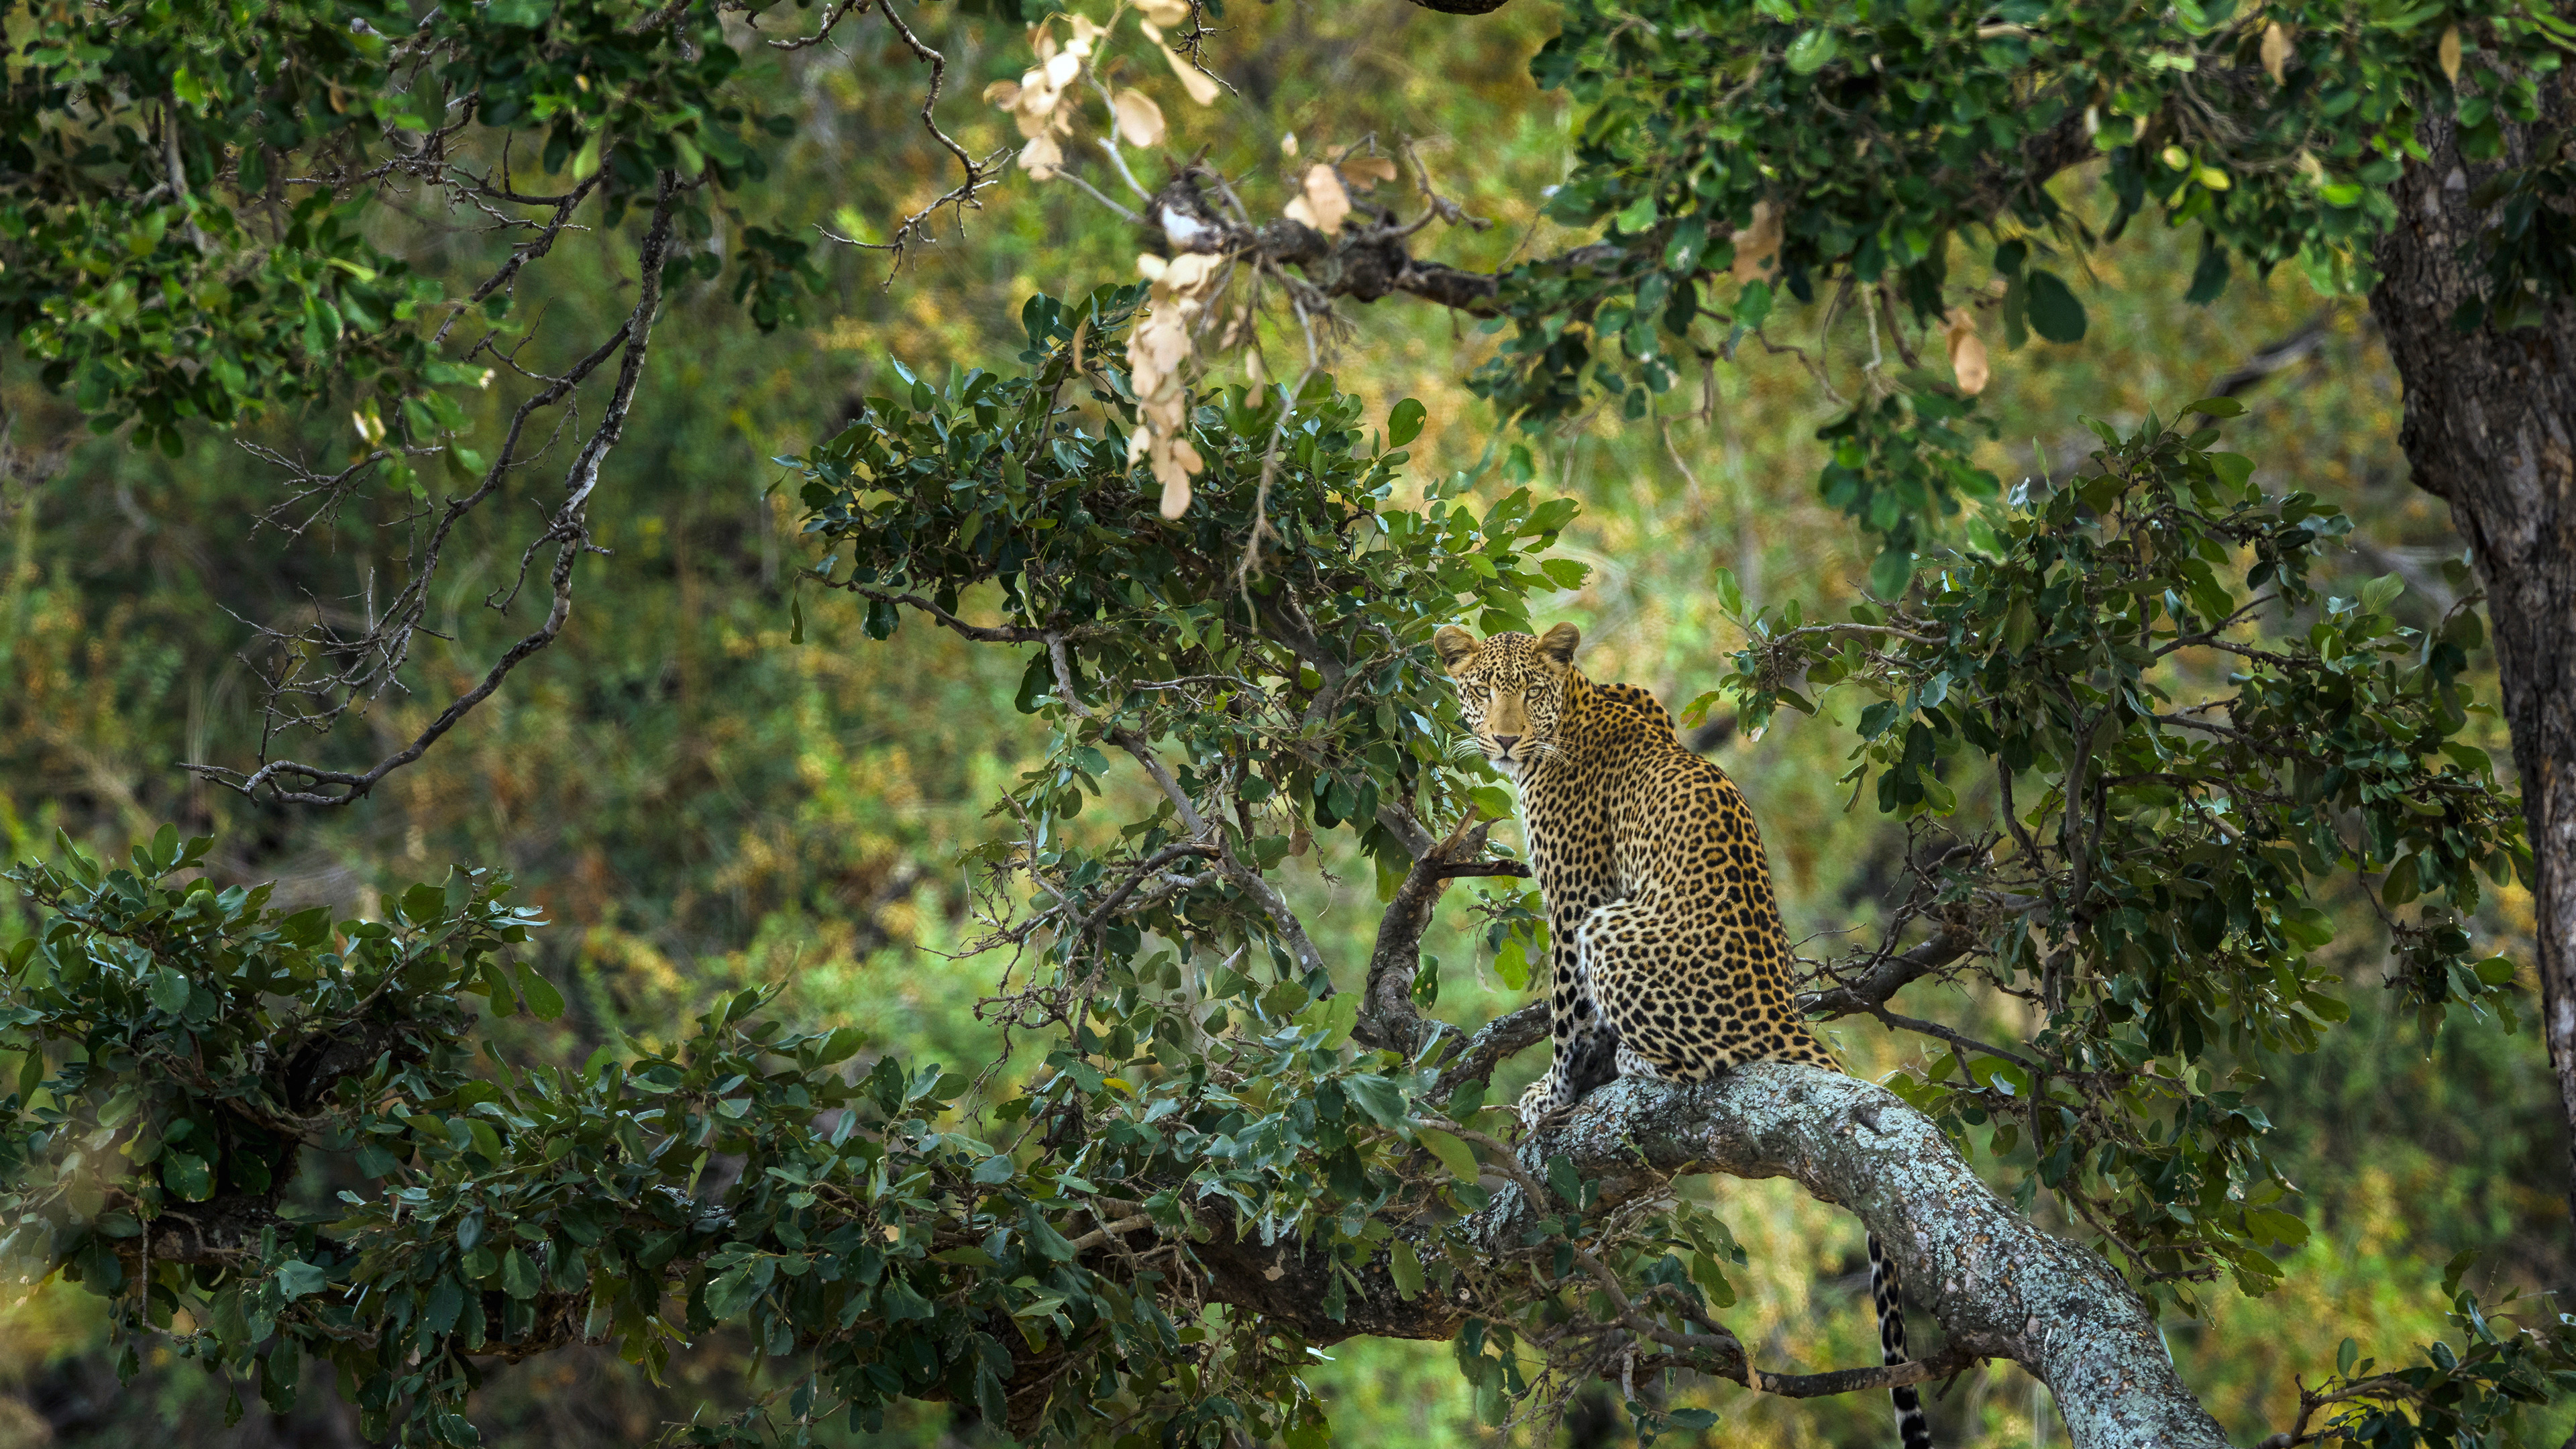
left=1868, top=1233, right=1934, bottom=1449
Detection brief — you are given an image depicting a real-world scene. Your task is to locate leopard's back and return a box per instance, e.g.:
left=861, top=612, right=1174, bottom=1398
left=1520, top=677, right=1833, bottom=1078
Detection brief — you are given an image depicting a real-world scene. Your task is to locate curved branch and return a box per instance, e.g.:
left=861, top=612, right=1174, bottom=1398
left=1797, top=924, right=1977, bottom=1018
left=1185, top=1065, right=2229, bottom=1446
left=1507, top=1068, right=2229, bottom=1448
left=1433, top=1001, right=1549, bottom=1094
left=1354, top=811, right=1528, bottom=1052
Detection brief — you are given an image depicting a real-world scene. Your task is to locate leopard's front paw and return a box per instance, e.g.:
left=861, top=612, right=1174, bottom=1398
left=1514, top=1081, right=1576, bottom=1136
left=1515, top=1081, right=1554, bottom=1121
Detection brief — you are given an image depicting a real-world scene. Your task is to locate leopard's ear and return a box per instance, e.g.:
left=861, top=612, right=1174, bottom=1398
left=1432, top=625, right=1481, bottom=674
left=1536, top=622, right=1582, bottom=666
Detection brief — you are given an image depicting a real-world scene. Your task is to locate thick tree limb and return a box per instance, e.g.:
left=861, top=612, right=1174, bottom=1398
left=1187, top=1066, right=2227, bottom=1448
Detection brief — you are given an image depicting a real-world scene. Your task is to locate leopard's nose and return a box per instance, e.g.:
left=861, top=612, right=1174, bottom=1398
left=1493, top=734, right=1521, bottom=753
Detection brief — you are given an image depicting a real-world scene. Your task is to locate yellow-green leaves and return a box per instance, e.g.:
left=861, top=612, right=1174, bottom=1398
left=1413, top=1127, right=1480, bottom=1183
left=1784, top=28, right=1839, bottom=74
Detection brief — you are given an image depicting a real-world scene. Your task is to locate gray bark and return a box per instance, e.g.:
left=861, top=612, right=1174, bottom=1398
left=1499, top=1067, right=2228, bottom=1449
left=1193, top=1060, right=2232, bottom=1446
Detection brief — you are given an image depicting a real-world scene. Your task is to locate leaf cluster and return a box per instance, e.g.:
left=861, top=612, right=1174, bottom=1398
left=1700, top=400, right=2526, bottom=1301
left=1, top=0, right=818, bottom=460
left=1467, top=0, right=2569, bottom=578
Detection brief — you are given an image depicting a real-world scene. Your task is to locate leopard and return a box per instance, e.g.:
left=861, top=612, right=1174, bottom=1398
left=1436, top=621, right=1934, bottom=1449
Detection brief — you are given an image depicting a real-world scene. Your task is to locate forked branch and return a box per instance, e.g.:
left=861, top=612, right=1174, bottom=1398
left=185, top=172, right=688, bottom=806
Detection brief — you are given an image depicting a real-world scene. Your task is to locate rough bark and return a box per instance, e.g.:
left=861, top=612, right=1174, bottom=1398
left=1528, top=1068, right=2229, bottom=1449
left=1182, top=1066, right=2229, bottom=1449
left=2369, top=77, right=2576, bottom=1225
left=1312, top=847, right=2224, bottom=1446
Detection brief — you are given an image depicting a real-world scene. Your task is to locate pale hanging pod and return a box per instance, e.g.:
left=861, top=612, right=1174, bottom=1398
left=1112, top=89, right=1167, bottom=148
left=1729, top=201, right=1782, bottom=284
left=1282, top=164, right=1351, bottom=233
left=2260, top=21, right=2295, bottom=86
left=1943, top=307, right=1990, bottom=396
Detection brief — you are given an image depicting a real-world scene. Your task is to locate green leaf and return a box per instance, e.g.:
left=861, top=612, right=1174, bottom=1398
left=1343, top=1073, right=1410, bottom=1128
left=2381, top=855, right=2422, bottom=906
left=148, top=967, right=193, bottom=1014
left=1784, top=28, right=1839, bottom=74
left=2183, top=396, right=2246, bottom=418
left=162, top=1150, right=212, bottom=1201
left=1415, top=1127, right=1479, bottom=1181
left=501, top=1246, right=539, bottom=1299
left=1689, top=1251, right=1737, bottom=1307
left=1321, top=992, right=1360, bottom=1050
left=2023, top=269, right=2088, bottom=343
left=1388, top=1240, right=1425, bottom=1299
left=1546, top=1153, right=1581, bottom=1206
left=704, top=1266, right=763, bottom=1319
left=1025, top=1213, right=1080, bottom=1261
left=277, top=906, right=333, bottom=948
left=1868, top=547, right=1915, bottom=599
left=1387, top=398, right=1428, bottom=447
left=879, top=1275, right=937, bottom=1320
left=276, top=1258, right=330, bottom=1301
left=517, top=965, right=566, bottom=1022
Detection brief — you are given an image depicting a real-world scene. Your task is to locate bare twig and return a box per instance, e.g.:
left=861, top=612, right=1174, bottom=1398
left=186, top=172, right=688, bottom=806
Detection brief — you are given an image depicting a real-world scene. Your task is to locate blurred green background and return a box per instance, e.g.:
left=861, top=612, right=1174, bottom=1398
left=0, top=3, right=2563, bottom=1445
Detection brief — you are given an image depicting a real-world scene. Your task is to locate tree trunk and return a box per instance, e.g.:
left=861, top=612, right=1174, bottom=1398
left=2369, top=79, right=2576, bottom=1227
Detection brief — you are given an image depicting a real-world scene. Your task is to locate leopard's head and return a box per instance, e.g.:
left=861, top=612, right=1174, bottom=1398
left=1432, top=623, right=1582, bottom=777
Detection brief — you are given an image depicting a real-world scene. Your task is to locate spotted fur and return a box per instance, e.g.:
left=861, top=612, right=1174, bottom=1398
left=1437, top=623, right=1931, bottom=1449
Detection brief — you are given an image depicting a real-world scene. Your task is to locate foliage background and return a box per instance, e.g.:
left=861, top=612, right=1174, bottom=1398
left=0, top=3, right=2564, bottom=1445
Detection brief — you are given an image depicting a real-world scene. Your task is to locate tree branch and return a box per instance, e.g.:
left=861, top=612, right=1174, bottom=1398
left=1042, top=631, right=1331, bottom=982
left=1354, top=811, right=1529, bottom=1053
left=185, top=171, right=688, bottom=807
left=1180, top=1066, right=2229, bottom=1446
left=1147, top=171, right=1623, bottom=319
left=1797, top=924, right=1977, bottom=1018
